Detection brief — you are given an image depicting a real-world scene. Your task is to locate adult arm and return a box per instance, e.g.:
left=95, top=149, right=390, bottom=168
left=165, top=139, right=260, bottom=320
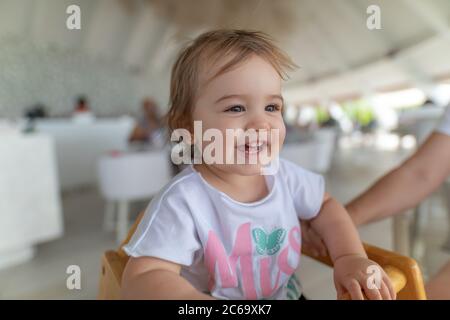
left=346, top=132, right=450, bottom=225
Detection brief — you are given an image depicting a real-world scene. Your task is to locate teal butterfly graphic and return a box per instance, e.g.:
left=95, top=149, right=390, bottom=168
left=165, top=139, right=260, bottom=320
left=252, top=228, right=286, bottom=255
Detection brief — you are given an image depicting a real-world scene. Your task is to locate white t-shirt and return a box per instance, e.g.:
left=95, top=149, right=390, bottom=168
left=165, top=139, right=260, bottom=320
left=123, top=158, right=325, bottom=300
left=436, top=105, right=450, bottom=136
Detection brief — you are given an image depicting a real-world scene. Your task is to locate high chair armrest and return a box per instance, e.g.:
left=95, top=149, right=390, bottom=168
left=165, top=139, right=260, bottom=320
left=301, top=243, right=426, bottom=300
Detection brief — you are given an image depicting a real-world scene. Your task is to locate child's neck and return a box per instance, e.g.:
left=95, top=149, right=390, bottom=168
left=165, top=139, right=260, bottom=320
left=193, top=164, right=269, bottom=203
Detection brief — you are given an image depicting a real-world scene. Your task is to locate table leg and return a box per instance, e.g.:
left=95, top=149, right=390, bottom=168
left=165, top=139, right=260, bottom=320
left=393, top=212, right=411, bottom=256
left=410, top=201, right=428, bottom=264
left=441, top=181, right=450, bottom=251
left=117, top=201, right=129, bottom=244
left=103, top=200, right=116, bottom=232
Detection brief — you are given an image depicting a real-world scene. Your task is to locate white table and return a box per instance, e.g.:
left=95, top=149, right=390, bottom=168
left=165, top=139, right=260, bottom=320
left=397, top=106, right=444, bottom=143
left=34, top=117, right=135, bottom=190
left=0, top=133, right=63, bottom=270
left=280, top=128, right=338, bottom=174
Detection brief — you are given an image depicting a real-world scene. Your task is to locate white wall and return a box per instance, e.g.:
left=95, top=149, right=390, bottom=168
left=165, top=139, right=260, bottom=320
left=0, top=0, right=172, bottom=119
left=0, top=37, right=146, bottom=118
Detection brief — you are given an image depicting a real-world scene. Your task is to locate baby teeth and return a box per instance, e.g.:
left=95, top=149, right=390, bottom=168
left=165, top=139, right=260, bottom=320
left=237, top=143, right=266, bottom=153
left=247, top=141, right=264, bottom=147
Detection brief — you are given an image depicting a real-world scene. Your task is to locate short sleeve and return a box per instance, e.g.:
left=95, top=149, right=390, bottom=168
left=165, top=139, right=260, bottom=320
left=436, top=106, right=450, bottom=136
left=122, top=192, right=201, bottom=267
left=280, top=159, right=325, bottom=220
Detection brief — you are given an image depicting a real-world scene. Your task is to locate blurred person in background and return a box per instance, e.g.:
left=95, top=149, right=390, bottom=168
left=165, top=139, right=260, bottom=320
left=72, top=95, right=95, bottom=122
left=129, top=98, right=166, bottom=147
left=73, top=95, right=91, bottom=113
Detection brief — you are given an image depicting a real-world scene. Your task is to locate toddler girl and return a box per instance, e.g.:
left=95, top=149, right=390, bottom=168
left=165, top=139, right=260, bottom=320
left=121, top=29, right=395, bottom=300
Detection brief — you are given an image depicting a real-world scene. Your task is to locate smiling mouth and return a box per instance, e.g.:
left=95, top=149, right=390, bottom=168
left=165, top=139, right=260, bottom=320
left=236, top=141, right=268, bottom=155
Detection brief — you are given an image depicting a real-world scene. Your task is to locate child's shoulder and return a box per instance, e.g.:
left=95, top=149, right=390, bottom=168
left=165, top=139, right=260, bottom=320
left=150, top=165, right=204, bottom=207
left=277, top=157, right=309, bottom=175
left=276, top=157, right=324, bottom=183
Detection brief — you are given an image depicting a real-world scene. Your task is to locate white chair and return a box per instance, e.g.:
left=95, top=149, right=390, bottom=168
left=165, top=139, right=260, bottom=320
left=280, top=128, right=337, bottom=174
left=97, top=149, right=172, bottom=242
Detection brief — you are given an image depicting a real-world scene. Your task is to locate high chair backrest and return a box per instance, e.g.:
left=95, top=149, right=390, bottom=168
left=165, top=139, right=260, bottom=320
left=99, top=212, right=427, bottom=300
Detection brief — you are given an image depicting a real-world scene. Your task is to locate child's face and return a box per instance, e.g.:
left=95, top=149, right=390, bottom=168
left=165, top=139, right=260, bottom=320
left=192, top=54, right=286, bottom=176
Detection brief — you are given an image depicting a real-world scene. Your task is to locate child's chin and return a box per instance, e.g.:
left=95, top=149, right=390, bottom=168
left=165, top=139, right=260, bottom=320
left=230, top=163, right=269, bottom=176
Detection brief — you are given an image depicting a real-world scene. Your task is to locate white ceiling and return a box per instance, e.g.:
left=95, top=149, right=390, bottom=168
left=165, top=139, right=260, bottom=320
left=0, top=0, right=449, bottom=105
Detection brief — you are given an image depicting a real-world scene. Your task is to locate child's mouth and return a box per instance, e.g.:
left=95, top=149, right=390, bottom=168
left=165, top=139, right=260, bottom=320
left=236, top=141, right=268, bottom=155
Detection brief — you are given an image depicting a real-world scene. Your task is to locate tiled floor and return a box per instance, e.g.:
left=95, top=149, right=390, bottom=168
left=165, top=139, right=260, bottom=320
left=1, top=134, right=449, bottom=299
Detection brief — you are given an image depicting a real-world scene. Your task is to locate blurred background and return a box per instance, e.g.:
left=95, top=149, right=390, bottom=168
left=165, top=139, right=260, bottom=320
left=1, top=0, right=450, bottom=299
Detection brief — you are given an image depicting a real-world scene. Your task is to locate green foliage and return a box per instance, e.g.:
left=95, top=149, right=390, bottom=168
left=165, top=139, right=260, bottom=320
left=315, top=106, right=331, bottom=124
left=341, top=99, right=375, bottom=127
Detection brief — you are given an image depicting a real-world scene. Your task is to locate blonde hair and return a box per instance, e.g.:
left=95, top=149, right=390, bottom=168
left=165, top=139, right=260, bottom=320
left=166, top=29, right=297, bottom=133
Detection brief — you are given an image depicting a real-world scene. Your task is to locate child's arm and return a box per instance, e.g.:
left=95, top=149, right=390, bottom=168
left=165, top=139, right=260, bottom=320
left=121, top=256, right=215, bottom=300
left=308, top=192, right=396, bottom=300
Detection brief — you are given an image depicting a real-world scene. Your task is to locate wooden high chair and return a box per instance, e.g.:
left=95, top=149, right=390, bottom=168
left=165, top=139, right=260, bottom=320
left=98, top=212, right=427, bottom=300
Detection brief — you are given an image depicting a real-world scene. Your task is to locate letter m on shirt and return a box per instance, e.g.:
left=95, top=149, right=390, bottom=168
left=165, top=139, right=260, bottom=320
left=204, top=222, right=257, bottom=299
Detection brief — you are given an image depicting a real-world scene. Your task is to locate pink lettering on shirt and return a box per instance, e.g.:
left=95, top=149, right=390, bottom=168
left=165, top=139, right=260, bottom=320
left=204, top=222, right=257, bottom=299
left=204, top=223, right=301, bottom=299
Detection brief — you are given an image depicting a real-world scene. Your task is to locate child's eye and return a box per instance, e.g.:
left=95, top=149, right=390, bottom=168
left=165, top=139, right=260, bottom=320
left=225, top=105, right=245, bottom=113
left=265, top=104, right=280, bottom=112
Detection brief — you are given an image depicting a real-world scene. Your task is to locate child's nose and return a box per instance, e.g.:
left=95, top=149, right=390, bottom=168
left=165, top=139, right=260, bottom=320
left=244, top=117, right=271, bottom=132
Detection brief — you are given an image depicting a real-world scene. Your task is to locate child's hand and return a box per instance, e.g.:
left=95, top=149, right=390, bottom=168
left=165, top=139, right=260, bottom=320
left=333, top=254, right=396, bottom=300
